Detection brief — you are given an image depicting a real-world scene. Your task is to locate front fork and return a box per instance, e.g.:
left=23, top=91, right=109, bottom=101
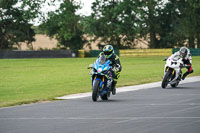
left=92, top=75, right=105, bottom=91
left=164, top=67, right=181, bottom=82
left=164, top=66, right=175, bottom=76
left=91, top=75, right=112, bottom=96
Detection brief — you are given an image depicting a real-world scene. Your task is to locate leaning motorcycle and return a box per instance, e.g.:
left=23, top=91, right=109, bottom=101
left=89, top=55, right=113, bottom=101
left=161, top=55, right=185, bottom=88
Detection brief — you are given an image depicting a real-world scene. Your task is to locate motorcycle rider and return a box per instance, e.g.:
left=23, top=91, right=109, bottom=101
left=98, top=45, right=122, bottom=95
left=171, top=46, right=193, bottom=80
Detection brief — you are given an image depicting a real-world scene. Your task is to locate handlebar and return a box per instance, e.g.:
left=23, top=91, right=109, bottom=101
left=180, top=64, right=188, bottom=68
left=163, top=57, right=168, bottom=61
left=87, top=64, right=93, bottom=69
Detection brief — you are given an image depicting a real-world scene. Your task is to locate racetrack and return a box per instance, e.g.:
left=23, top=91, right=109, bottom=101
left=0, top=79, right=200, bottom=133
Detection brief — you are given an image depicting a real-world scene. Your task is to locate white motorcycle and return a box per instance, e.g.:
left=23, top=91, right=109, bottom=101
left=161, top=55, right=186, bottom=88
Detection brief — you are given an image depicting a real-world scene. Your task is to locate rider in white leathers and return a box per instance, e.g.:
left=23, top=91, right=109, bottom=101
left=170, top=47, right=193, bottom=80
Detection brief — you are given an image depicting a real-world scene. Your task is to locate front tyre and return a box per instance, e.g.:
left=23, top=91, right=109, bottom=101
left=162, top=70, right=172, bottom=88
left=92, top=80, right=100, bottom=101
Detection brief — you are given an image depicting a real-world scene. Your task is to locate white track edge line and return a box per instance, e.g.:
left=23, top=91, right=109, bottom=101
left=56, top=76, right=200, bottom=100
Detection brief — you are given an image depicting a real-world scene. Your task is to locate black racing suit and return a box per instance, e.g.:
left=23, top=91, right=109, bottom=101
left=99, top=52, right=122, bottom=94
left=99, top=52, right=122, bottom=79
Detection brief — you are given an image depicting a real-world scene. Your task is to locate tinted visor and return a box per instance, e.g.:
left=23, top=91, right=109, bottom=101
left=104, top=51, right=112, bottom=55
left=180, top=51, right=186, bottom=58
left=182, top=54, right=186, bottom=58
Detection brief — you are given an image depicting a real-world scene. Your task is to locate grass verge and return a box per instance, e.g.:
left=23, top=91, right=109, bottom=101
left=0, top=56, right=199, bottom=107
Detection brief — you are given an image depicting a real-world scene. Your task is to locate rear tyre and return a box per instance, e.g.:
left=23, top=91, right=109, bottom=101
left=171, top=82, right=179, bottom=88
left=101, top=94, right=108, bottom=100
left=101, top=91, right=110, bottom=100
left=162, top=71, right=172, bottom=88
left=92, top=80, right=100, bottom=101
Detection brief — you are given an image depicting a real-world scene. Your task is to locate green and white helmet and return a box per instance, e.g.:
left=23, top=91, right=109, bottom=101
left=103, top=45, right=114, bottom=58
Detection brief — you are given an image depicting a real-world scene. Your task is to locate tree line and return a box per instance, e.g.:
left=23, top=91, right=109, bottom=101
left=1, top=0, right=200, bottom=50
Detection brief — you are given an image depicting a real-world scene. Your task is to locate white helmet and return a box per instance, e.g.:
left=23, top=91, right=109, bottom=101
left=179, top=47, right=188, bottom=58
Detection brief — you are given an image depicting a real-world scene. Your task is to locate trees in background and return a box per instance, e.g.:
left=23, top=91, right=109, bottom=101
left=140, top=0, right=200, bottom=48
left=39, top=0, right=86, bottom=50
left=174, top=0, right=200, bottom=48
left=83, top=0, right=162, bottom=49
left=0, top=0, right=46, bottom=49
left=82, top=0, right=142, bottom=49
left=1, top=0, right=200, bottom=50
left=135, top=0, right=163, bottom=48
left=84, top=0, right=200, bottom=49
left=154, top=0, right=200, bottom=48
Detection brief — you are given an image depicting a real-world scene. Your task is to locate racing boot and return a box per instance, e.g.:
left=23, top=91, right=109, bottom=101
left=182, top=68, right=194, bottom=80
left=112, top=80, right=117, bottom=95
left=182, top=72, right=189, bottom=80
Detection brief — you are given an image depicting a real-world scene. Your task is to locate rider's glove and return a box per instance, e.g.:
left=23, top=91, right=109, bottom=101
left=186, top=64, right=190, bottom=69
left=88, top=64, right=93, bottom=69
left=113, top=64, right=120, bottom=72
left=163, top=57, right=168, bottom=61
left=113, top=67, right=119, bottom=72
left=180, top=63, right=185, bottom=68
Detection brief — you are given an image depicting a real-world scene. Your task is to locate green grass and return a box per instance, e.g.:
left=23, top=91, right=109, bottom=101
left=0, top=56, right=200, bottom=107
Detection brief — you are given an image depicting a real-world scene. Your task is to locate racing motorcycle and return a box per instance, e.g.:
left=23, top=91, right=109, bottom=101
left=89, top=55, right=113, bottom=101
left=162, top=55, right=186, bottom=88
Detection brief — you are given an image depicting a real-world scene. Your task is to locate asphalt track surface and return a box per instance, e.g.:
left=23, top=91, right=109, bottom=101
left=0, top=81, right=200, bottom=133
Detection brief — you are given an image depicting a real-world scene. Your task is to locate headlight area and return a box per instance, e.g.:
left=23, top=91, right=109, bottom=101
left=97, top=68, right=103, bottom=73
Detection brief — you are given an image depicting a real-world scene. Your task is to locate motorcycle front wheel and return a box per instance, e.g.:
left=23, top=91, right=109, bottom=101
left=161, top=70, right=172, bottom=88
left=92, top=80, right=100, bottom=101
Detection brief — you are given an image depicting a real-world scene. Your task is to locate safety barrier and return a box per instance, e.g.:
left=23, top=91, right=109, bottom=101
left=0, top=50, right=78, bottom=59
left=78, top=48, right=200, bottom=58
left=173, top=48, right=200, bottom=56
left=78, top=50, right=119, bottom=57
left=78, top=50, right=85, bottom=58
left=119, top=49, right=172, bottom=57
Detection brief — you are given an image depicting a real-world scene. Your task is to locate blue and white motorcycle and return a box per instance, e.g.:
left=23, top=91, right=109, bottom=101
left=89, top=55, right=113, bottom=101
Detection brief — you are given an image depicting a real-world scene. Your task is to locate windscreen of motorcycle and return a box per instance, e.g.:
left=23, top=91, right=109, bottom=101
left=98, top=55, right=107, bottom=65
left=173, top=55, right=181, bottom=61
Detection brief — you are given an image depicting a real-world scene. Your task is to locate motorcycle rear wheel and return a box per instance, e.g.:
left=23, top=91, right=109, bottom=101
left=92, top=80, right=100, bottom=101
left=101, top=92, right=110, bottom=100
left=171, top=82, right=179, bottom=88
left=101, top=94, right=108, bottom=100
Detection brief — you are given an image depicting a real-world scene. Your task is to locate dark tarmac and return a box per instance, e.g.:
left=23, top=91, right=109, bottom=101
left=0, top=81, right=200, bottom=133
